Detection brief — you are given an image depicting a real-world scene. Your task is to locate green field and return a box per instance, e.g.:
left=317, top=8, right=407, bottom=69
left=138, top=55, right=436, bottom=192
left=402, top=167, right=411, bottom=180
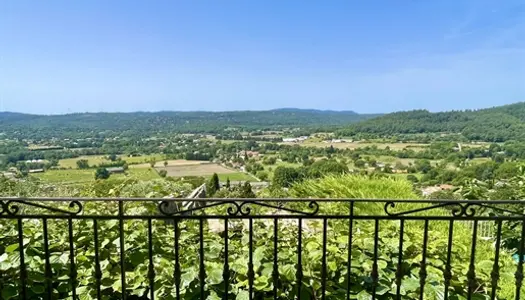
left=213, top=172, right=256, bottom=182
left=293, top=141, right=430, bottom=151
left=32, top=168, right=159, bottom=184
left=121, top=154, right=165, bottom=164
left=58, top=154, right=166, bottom=169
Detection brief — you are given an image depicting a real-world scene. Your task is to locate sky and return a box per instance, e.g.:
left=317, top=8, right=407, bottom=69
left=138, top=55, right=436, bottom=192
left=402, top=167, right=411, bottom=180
left=0, top=0, right=524, bottom=114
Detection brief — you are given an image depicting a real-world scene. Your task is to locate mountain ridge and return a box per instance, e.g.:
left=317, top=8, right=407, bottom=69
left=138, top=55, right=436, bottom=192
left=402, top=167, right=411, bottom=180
left=0, top=109, right=377, bottom=139
left=0, top=107, right=360, bottom=117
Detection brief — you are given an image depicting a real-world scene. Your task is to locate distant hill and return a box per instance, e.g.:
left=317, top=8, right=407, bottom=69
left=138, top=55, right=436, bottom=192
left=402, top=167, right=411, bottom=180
left=271, top=108, right=360, bottom=115
left=0, top=109, right=378, bottom=139
left=337, top=102, right=525, bottom=142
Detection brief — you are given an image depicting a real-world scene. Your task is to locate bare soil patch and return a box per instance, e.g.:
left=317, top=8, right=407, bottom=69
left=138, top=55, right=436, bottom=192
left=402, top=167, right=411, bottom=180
left=161, top=163, right=236, bottom=177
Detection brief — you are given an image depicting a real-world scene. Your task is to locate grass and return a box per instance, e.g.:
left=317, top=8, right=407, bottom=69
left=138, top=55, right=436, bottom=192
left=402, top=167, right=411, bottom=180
left=59, top=156, right=109, bottom=169
left=130, top=159, right=204, bottom=169
left=206, top=172, right=256, bottom=182
left=58, top=154, right=166, bottom=169
left=291, top=141, right=430, bottom=151
left=33, top=169, right=95, bottom=184
left=470, top=157, right=492, bottom=164
left=121, top=154, right=165, bottom=164
left=32, top=167, right=159, bottom=185
left=162, top=163, right=235, bottom=177
left=388, top=173, right=422, bottom=179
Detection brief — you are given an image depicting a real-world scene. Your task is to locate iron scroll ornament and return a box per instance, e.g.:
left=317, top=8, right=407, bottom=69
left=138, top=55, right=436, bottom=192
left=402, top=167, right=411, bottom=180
left=384, top=201, right=525, bottom=217
left=158, top=200, right=320, bottom=216
left=0, top=199, right=83, bottom=216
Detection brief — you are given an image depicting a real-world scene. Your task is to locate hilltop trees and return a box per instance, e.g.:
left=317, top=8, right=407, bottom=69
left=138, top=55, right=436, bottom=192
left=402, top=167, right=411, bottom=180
left=337, top=102, right=525, bottom=142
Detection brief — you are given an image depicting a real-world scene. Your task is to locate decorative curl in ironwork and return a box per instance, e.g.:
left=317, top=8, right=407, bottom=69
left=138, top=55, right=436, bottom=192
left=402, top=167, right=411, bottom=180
left=385, top=201, right=525, bottom=217
left=0, top=200, right=19, bottom=216
left=158, top=200, right=319, bottom=216
left=385, top=201, right=476, bottom=217
left=0, top=200, right=83, bottom=215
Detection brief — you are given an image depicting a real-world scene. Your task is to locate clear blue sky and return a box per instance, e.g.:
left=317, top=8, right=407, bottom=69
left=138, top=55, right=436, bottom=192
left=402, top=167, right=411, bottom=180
left=1, top=0, right=524, bottom=114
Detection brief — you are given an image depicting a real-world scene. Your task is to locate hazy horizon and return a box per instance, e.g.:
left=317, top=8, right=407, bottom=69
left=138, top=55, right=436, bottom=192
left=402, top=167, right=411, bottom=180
left=2, top=101, right=524, bottom=116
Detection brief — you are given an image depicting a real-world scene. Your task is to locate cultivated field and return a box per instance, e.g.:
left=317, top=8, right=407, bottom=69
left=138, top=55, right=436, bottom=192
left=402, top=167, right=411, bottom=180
left=161, top=163, right=236, bottom=177
left=285, top=141, right=430, bottom=151
left=130, top=159, right=204, bottom=169
left=59, top=156, right=109, bottom=168
left=58, top=154, right=166, bottom=169
left=32, top=168, right=159, bottom=184
left=214, top=173, right=255, bottom=182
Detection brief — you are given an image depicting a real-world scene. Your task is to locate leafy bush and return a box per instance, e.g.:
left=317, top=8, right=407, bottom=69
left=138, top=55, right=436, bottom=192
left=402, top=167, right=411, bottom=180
left=0, top=175, right=523, bottom=299
left=94, top=168, right=110, bottom=180
left=158, top=169, right=168, bottom=178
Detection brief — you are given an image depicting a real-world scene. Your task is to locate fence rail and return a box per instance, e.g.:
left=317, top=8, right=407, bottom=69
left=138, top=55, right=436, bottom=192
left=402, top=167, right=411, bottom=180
left=1, top=197, right=525, bottom=299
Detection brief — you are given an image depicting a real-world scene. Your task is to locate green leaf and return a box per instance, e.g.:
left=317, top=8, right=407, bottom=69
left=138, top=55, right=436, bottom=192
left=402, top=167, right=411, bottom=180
left=1, top=285, right=18, bottom=299
left=254, top=275, right=269, bottom=290
left=112, top=279, right=122, bottom=292
left=236, top=290, right=249, bottom=300
left=5, top=243, right=18, bottom=253
left=207, top=267, right=223, bottom=284
left=31, top=285, right=45, bottom=294
left=356, top=290, right=371, bottom=300
left=376, top=284, right=389, bottom=295
left=281, top=264, right=296, bottom=281
left=402, top=277, right=419, bottom=292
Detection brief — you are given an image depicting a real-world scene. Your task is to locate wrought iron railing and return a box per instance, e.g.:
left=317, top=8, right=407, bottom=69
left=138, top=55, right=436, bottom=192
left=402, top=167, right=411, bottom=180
left=1, top=197, right=525, bottom=299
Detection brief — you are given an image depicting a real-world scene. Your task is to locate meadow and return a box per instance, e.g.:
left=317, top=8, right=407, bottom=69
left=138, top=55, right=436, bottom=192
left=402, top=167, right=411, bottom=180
left=58, top=154, right=166, bottom=168
left=286, top=140, right=430, bottom=151
left=32, top=167, right=160, bottom=184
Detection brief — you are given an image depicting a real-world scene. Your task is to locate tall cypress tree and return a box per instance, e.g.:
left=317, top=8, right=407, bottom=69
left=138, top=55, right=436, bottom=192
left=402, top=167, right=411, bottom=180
left=207, top=173, right=220, bottom=196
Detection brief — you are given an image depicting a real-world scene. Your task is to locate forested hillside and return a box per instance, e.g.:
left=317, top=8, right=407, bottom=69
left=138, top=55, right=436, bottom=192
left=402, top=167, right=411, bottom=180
left=338, top=102, right=525, bottom=142
left=0, top=109, right=378, bottom=139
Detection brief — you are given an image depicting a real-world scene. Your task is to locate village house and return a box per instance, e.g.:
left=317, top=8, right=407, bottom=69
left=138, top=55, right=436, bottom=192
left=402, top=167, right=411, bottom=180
left=421, top=184, right=455, bottom=196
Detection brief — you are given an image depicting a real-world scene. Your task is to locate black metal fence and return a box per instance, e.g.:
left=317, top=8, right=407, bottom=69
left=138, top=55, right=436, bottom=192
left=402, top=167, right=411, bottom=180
left=1, top=197, right=525, bottom=299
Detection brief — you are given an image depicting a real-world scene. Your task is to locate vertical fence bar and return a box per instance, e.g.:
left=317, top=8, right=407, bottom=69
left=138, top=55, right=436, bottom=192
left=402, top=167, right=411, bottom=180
left=419, top=220, right=429, bottom=300
left=43, top=218, right=53, bottom=299
left=199, top=219, right=206, bottom=298
left=443, top=220, right=454, bottom=300
left=491, top=221, right=502, bottom=300
left=395, top=219, right=405, bottom=299
left=223, top=218, right=230, bottom=300
left=321, top=218, right=328, bottom=300
left=8, top=198, right=525, bottom=300
left=467, top=220, right=478, bottom=300
left=68, top=217, right=77, bottom=299
left=248, top=219, right=254, bottom=300
left=273, top=218, right=279, bottom=300
left=119, top=201, right=127, bottom=300
left=93, top=219, right=102, bottom=300
left=17, top=219, right=27, bottom=299
left=174, top=219, right=181, bottom=300
left=296, top=218, right=303, bottom=300
left=371, top=219, right=379, bottom=299
left=515, top=219, right=525, bottom=299
left=148, top=219, right=155, bottom=300
left=346, top=202, right=354, bottom=300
